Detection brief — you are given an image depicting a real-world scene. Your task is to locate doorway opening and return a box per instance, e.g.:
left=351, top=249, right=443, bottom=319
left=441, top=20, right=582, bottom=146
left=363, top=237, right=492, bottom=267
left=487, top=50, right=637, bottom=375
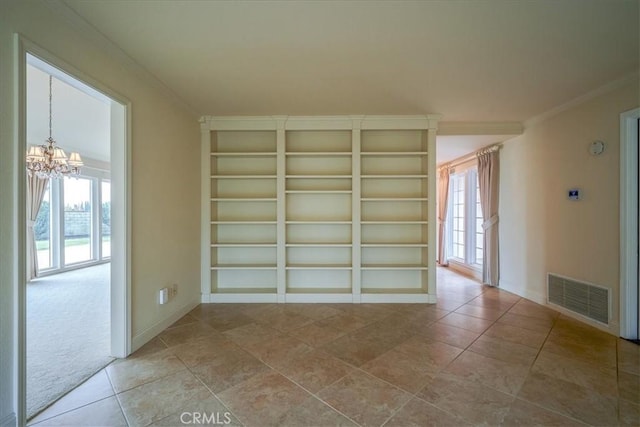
left=22, top=50, right=130, bottom=421
left=620, top=107, right=639, bottom=342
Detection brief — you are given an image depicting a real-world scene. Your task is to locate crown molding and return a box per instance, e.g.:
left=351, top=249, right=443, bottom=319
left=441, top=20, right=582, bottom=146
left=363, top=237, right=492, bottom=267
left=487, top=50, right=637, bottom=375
left=201, top=115, right=442, bottom=131
left=524, top=71, right=640, bottom=129
left=45, top=0, right=199, bottom=118
left=438, top=121, right=523, bottom=136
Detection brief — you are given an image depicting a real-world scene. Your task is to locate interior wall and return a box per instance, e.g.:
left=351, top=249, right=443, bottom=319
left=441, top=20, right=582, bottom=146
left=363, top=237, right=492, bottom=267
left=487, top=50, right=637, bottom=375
left=0, top=1, right=201, bottom=424
left=500, top=78, right=639, bottom=335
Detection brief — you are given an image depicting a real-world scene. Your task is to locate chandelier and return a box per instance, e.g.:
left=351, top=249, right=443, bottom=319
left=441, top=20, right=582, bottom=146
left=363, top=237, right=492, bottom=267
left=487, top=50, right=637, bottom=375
left=26, top=75, right=83, bottom=179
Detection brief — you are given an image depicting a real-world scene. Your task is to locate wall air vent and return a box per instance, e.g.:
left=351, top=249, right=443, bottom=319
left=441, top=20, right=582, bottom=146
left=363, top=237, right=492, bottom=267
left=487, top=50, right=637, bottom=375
left=547, top=273, right=609, bottom=325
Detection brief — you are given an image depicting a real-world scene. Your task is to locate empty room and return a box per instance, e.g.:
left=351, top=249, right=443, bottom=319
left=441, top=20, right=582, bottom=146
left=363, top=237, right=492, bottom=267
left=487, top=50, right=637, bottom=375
left=0, top=1, right=638, bottom=426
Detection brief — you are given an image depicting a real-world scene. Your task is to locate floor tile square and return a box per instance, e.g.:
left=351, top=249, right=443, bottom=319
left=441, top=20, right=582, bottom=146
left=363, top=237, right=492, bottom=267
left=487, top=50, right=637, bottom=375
left=444, top=350, right=530, bottom=395
left=384, top=397, right=470, bottom=427
left=317, top=370, right=411, bottom=427
left=217, top=370, right=310, bottom=427
left=517, top=371, right=618, bottom=426
left=416, top=373, right=514, bottom=426
left=117, top=370, right=214, bottom=427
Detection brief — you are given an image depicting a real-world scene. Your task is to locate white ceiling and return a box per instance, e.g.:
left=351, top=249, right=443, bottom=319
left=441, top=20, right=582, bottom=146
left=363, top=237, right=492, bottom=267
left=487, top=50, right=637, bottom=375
left=58, top=0, right=639, bottom=163
left=27, top=61, right=111, bottom=163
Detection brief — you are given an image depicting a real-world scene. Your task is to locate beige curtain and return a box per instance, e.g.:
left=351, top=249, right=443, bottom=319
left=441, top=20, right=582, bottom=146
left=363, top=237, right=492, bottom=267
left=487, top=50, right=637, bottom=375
left=27, top=174, right=49, bottom=281
left=437, top=166, right=450, bottom=265
left=477, top=149, right=499, bottom=286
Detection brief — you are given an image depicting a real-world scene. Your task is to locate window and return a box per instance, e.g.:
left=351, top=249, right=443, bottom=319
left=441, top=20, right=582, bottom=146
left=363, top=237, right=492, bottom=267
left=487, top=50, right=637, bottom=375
left=451, top=174, right=466, bottom=260
left=35, top=174, right=111, bottom=274
left=446, top=166, right=483, bottom=269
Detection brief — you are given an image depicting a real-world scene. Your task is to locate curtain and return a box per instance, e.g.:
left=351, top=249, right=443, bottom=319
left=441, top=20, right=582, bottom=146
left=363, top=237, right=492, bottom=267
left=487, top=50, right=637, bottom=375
left=437, top=166, right=450, bottom=265
left=477, top=149, right=499, bottom=286
left=27, top=174, right=49, bottom=281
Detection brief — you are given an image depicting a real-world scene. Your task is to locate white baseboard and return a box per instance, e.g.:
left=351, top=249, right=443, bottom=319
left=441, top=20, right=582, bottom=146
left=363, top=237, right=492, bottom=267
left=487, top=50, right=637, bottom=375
left=1, top=412, right=16, bottom=427
left=447, top=261, right=482, bottom=282
left=499, top=279, right=620, bottom=336
left=499, top=278, right=546, bottom=304
left=131, top=296, right=200, bottom=352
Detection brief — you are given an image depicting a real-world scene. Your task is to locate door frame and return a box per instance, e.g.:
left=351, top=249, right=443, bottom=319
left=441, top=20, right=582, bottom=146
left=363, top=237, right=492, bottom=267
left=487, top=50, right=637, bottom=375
left=620, top=107, right=639, bottom=340
left=15, top=35, right=132, bottom=424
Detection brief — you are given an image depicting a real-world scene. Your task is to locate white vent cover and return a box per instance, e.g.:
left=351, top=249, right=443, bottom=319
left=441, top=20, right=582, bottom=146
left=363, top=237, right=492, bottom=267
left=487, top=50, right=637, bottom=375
left=548, top=273, right=609, bottom=325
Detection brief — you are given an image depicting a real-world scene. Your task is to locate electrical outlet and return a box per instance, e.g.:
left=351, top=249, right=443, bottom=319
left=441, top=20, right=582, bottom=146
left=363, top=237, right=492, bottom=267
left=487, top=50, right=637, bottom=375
left=171, top=284, right=178, bottom=297
left=159, top=288, right=169, bottom=304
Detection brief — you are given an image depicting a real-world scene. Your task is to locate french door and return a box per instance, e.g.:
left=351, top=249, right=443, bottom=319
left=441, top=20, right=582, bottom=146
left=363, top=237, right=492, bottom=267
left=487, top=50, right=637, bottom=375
left=35, top=175, right=111, bottom=274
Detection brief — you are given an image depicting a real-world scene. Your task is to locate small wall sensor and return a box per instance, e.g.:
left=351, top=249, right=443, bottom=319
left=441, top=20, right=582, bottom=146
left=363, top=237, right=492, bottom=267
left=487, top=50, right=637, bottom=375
left=568, top=188, right=581, bottom=201
left=589, top=140, right=605, bottom=155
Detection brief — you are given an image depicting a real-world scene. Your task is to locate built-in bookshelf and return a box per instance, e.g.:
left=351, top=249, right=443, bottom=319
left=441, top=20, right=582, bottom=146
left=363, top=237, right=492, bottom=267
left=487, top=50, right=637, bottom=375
left=285, top=130, right=353, bottom=297
left=360, top=130, right=429, bottom=298
left=201, top=116, right=438, bottom=303
left=209, top=130, right=278, bottom=297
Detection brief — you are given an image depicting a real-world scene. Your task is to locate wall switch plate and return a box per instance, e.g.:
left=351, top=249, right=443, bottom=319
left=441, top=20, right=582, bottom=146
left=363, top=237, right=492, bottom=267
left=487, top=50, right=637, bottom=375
left=159, top=288, right=169, bottom=304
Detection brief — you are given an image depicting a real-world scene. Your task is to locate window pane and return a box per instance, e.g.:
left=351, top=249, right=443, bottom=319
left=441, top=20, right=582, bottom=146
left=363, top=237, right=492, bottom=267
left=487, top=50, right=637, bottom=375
left=101, top=181, right=111, bottom=258
left=64, top=177, right=92, bottom=265
left=35, top=182, right=51, bottom=269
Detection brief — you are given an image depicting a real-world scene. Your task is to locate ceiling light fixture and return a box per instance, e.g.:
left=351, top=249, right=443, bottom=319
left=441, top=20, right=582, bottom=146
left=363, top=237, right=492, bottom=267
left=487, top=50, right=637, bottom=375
left=26, top=75, right=83, bottom=179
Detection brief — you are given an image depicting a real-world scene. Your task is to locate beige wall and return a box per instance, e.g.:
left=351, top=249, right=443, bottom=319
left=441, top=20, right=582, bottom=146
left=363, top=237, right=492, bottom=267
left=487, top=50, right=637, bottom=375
left=500, top=79, right=639, bottom=334
left=0, top=1, right=201, bottom=423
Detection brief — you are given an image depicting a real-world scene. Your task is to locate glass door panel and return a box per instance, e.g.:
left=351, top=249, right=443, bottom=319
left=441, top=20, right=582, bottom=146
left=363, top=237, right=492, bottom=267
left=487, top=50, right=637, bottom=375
left=64, top=177, right=93, bottom=265
left=35, top=183, right=51, bottom=269
left=101, top=180, right=111, bottom=258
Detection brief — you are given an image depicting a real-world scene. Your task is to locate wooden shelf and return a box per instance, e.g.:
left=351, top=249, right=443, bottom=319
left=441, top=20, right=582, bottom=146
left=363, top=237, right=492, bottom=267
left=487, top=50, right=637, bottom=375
left=361, top=174, right=427, bottom=179
left=361, top=264, right=428, bottom=270
left=286, top=243, right=352, bottom=247
left=211, top=220, right=277, bottom=224
left=361, top=243, right=428, bottom=247
left=216, top=287, right=277, bottom=294
left=286, top=190, right=352, bottom=194
left=286, top=220, right=352, bottom=224
left=286, top=287, right=352, bottom=294
left=286, top=174, right=352, bottom=179
left=361, top=220, right=428, bottom=224
left=361, top=287, right=427, bottom=294
left=211, top=152, right=276, bottom=157
left=212, top=264, right=277, bottom=270
left=212, top=197, right=277, bottom=201
left=361, top=151, right=428, bottom=156
left=286, top=264, right=352, bottom=269
left=286, top=152, right=351, bottom=156
left=212, top=174, right=277, bottom=179
left=212, top=243, right=277, bottom=247
left=361, top=197, right=427, bottom=201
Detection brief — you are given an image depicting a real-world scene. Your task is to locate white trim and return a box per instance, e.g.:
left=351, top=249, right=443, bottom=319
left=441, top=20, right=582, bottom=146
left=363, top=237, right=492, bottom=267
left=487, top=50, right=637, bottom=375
left=203, top=293, right=279, bottom=303
left=447, top=260, right=482, bottom=282
left=15, top=33, right=29, bottom=427
left=200, top=121, right=211, bottom=297
left=285, top=293, right=354, bottom=303
left=620, top=107, right=639, bottom=340
left=15, top=37, right=132, bottom=427
left=438, top=122, right=523, bottom=136
left=524, top=72, right=639, bottom=128
left=361, top=293, right=435, bottom=303
left=130, top=296, right=200, bottom=352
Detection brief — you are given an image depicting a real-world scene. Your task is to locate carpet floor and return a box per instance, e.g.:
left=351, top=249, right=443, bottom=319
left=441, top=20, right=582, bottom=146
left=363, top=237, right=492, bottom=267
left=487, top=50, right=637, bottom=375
left=27, top=263, right=114, bottom=419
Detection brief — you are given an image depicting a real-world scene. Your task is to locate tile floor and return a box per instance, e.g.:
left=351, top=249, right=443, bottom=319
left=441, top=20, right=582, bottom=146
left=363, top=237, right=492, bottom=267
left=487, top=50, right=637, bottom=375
left=30, top=268, right=639, bottom=426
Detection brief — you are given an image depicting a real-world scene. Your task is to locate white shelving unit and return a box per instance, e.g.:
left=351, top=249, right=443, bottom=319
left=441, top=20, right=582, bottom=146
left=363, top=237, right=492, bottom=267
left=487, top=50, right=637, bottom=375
left=201, top=116, right=439, bottom=303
